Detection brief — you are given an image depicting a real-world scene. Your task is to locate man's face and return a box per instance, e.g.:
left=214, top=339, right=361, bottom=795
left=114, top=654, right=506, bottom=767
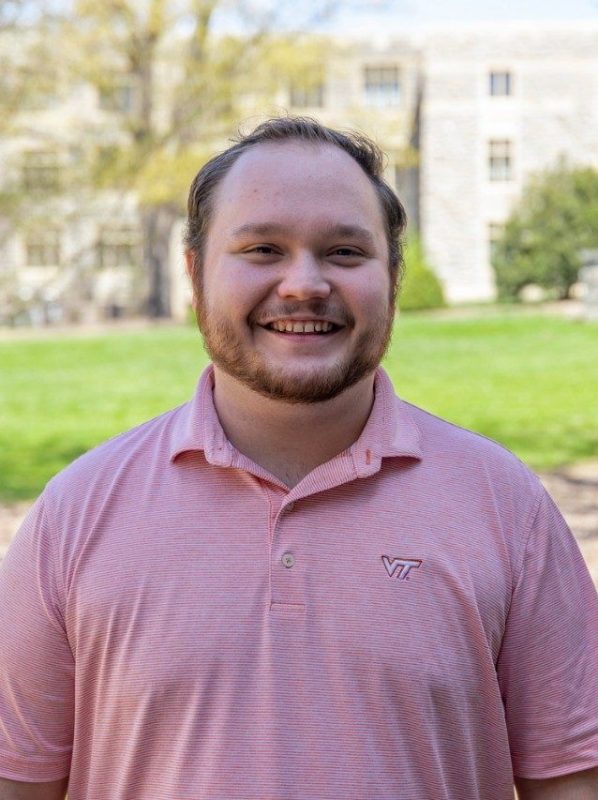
left=189, top=141, right=394, bottom=404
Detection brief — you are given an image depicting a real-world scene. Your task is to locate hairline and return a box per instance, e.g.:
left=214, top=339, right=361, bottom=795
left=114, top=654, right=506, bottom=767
left=192, top=140, right=394, bottom=261
left=208, top=142, right=389, bottom=254
left=185, top=120, right=407, bottom=302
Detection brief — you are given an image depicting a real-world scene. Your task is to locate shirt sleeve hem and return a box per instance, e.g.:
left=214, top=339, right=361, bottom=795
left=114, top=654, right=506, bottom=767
left=513, top=754, right=598, bottom=780
left=0, top=750, right=70, bottom=783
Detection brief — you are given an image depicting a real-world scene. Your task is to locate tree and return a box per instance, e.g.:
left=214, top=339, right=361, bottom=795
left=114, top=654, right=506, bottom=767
left=0, top=1, right=402, bottom=323
left=492, top=161, right=598, bottom=301
left=398, top=236, right=445, bottom=312
left=0, top=2, right=70, bottom=324
left=61, top=0, right=391, bottom=318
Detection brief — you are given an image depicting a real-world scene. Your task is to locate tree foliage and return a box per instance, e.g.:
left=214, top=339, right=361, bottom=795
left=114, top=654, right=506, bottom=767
left=492, top=162, right=598, bottom=300
left=398, top=236, right=445, bottom=312
left=61, top=0, right=355, bottom=316
left=1, top=0, right=401, bottom=322
left=0, top=2, right=70, bottom=324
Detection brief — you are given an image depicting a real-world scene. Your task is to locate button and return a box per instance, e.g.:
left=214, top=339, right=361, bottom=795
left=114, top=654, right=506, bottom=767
left=286, top=502, right=295, bottom=512
left=282, top=552, right=295, bottom=568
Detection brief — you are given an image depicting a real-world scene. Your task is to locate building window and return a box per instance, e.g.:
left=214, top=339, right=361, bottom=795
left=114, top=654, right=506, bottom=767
left=289, top=82, right=324, bottom=109
left=363, top=65, right=400, bottom=106
left=25, top=229, right=61, bottom=266
left=488, top=140, right=512, bottom=181
left=394, top=164, right=419, bottom=231
left=97, top=226, right=140, bottom=268
left=99, top=76, right=138, bottom=113
left=489, top=71, right=511, bottom=96
left=488, top=222, right=504, bottom=261
left=21, top=150, right=61, bottom=193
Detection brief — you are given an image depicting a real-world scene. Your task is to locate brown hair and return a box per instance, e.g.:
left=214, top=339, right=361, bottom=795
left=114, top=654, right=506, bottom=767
left=185, top=116, right=408, bottom=297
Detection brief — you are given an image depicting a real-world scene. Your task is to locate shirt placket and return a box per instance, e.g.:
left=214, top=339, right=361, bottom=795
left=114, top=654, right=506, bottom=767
left=266, top=487, right=306, bottom=619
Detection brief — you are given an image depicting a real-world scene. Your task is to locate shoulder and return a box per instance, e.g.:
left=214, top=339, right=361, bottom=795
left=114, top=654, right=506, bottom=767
left=44, top=401, right=191, bottom=507
left=405, top=398, right=539, bottom=472
left=396, top=397, right=545, bottom=512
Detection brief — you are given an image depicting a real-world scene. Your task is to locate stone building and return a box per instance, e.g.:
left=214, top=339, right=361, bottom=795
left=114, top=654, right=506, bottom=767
left=0, top=74, right=144, bottom=325
left=419, top=21, right=598, bottom=302
left=1, top=21, right=597, bottom=322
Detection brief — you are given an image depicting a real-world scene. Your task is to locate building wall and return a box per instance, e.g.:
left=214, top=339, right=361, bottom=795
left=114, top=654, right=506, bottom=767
left=420, top=22, right=598, bottom=303
left=0, top=56, right=146, bottom=324
left=3, top=23, right=598, bottom=321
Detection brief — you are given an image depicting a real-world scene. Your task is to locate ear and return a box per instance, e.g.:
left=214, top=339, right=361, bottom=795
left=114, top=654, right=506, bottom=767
left=184, top=249, right=195, bottom=281
left=184, top=249, right=200, bottom=304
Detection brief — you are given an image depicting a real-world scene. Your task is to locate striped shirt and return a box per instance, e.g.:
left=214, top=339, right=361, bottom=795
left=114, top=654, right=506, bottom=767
left=0, top=366, right=597, bottom=799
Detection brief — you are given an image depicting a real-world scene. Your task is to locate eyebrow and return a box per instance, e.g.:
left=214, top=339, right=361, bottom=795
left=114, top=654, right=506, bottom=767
left=230, top=222, right=378, bottom=248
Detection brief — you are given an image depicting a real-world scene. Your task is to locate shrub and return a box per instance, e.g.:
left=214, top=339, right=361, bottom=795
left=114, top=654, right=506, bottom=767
left=398, top=237, right=445, bottom=312
left=493, top=162, right=598, bottom=300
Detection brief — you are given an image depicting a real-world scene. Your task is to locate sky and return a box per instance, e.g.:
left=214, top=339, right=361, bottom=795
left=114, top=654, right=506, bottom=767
left=214, top=0, right=598, bottom=36
left=326, top=0, right=598, bottom=32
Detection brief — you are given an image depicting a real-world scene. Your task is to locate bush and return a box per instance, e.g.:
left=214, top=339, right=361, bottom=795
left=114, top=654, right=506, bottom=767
left=493, top=162, right=598, bottom=300
left=398, top=237, right=445, bottom=312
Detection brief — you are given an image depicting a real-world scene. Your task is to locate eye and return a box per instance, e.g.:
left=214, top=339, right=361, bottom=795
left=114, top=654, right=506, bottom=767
left=245, top=245, right=276, bottom=254
left=240, top=244, right=282, bottom=261
left=328, top=247, right=366, bottom=264
left=332, top=247, right=360, bottom=256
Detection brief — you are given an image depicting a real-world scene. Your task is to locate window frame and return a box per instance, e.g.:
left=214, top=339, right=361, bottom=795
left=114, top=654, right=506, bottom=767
left=24, top=228, right=62, bottom=267
left=489, top=70, right=512, bottom=97
left=488, top=221, right=505, bottom=261
left=289, top=82, right=325, bottom=109
left=363, top=64, right=401, bottom=107
left=488, top=139, right=513, bottom=182
left=96, top=225, right=141, bottom=269
left=21, top=150, right=62, bottom=193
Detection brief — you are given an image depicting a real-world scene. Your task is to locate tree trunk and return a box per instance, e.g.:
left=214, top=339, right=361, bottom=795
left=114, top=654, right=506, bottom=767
left=142, top=205, right=178, bottom=318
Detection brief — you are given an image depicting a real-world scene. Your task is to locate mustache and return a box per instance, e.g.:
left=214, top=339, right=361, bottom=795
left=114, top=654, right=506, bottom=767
left=251, top=300, right=354, bottom=326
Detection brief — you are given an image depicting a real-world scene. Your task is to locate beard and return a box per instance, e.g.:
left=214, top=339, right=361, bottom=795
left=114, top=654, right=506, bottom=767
left=195, top=297, right=395, bottom=405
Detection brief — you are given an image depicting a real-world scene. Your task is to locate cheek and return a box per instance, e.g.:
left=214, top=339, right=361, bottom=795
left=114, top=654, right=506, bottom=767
left=347, top=270, right=392, bottom=318
left=204, top=263, right=271, bottom=319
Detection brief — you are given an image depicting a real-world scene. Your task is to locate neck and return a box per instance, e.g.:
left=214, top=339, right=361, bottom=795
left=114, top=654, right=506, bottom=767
left=212, top=368, right=377, bottom=488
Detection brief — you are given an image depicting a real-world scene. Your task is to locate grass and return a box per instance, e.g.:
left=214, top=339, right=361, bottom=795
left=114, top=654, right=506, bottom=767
left=0, top=311, right=597, bottom=502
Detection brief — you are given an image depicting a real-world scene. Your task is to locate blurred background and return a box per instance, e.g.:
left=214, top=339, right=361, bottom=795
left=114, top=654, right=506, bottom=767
left=1, top=0, right=598, bottom=323
left=0, top=0, right=597, bottom=577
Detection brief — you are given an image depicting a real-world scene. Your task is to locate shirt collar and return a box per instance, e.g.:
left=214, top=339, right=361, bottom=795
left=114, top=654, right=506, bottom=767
left=169, top=365, right=423, bottom=467
left=169, top=365, right=233, bottom=467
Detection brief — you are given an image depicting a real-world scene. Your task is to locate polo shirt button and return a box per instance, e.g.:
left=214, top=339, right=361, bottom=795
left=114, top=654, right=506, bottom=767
left=282, top=552, right=295, bottom=568
left=286, top=502, right=295, bottom=512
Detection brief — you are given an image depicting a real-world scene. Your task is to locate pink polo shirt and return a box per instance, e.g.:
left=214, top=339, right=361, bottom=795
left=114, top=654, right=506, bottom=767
left=0, top=366, right=597, bottom=800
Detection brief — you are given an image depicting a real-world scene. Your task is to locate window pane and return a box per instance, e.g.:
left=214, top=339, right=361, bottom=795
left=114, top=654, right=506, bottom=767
left=25, top=229, right=61, bottom=266
left=489, top=71, right=511, bottom=96
left=22, top=151, right=61, bottom=192
left=363, top=65, right=401, bottom=106
left=488, top=140, right=512, bottom=181
left=97, top=226, right=140, bottom=268
left=99, top=77, right=138, bottom=113
left=488, top=222, right=504, bottom=260
left=289, top=83, right=324, bottom=108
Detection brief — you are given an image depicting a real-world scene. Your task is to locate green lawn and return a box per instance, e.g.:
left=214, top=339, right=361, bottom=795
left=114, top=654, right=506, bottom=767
left=1, top=311, right=597, bottom=501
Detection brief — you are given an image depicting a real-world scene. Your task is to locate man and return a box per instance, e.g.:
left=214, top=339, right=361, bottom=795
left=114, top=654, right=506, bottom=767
left=0, top=117, right=597, bottom=800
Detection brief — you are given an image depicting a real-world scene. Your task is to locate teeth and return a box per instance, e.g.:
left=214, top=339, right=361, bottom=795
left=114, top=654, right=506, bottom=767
left=271, top=320, right=334, bottom=333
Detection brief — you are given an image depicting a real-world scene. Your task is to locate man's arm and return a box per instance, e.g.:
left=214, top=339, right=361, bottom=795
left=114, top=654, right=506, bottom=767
left=515, top=766, right=598, bottom=799
left=0, top=776, right=68, bottom=800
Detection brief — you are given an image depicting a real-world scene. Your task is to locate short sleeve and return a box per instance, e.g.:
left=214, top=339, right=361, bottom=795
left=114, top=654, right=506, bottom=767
left=497, top=486, right=598, bottom=779
left=0, top=493, right=73, bottom=781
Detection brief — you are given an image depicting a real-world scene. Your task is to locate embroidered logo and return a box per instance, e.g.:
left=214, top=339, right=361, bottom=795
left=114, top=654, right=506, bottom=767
left=382, top=555, right=423, bottom=581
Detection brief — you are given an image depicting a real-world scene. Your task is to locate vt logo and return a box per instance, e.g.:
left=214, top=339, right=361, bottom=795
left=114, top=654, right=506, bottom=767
left=382, top=556, right=423, bottom=581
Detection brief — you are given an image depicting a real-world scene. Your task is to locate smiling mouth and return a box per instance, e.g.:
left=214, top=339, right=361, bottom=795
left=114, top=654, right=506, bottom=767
left=263, top=320, right=342, bottom=334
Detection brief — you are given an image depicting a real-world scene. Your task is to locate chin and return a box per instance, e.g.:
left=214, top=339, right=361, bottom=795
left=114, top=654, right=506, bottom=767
left=235, top=360, right=375, bottom=405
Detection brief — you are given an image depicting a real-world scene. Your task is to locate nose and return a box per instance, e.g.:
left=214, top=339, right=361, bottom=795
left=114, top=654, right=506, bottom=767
left=277, top=251, right=331, bottom=301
